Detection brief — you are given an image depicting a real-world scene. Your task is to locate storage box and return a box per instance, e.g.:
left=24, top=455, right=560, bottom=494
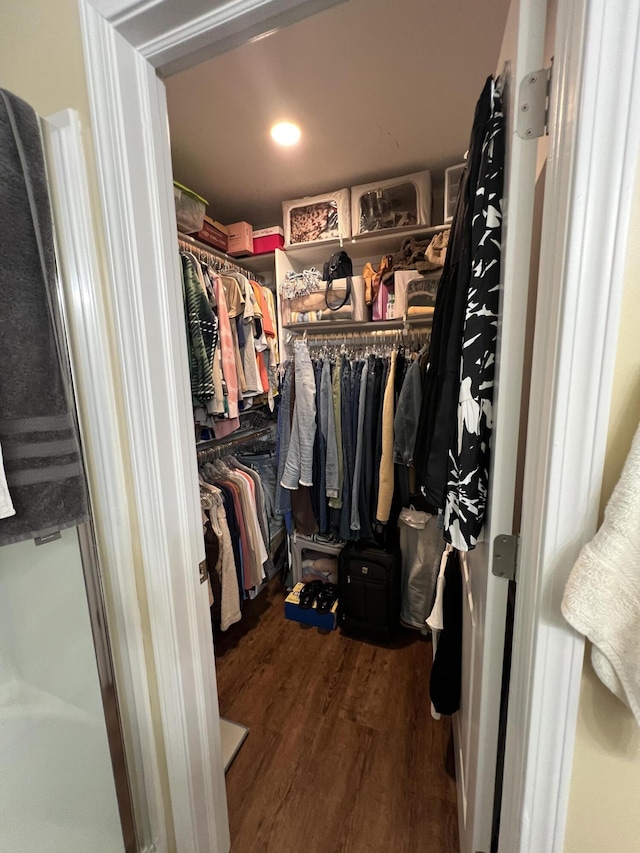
left=253, top=226, right=284, bottom=254
left=444, top=163, right=466, bottom=223
left=190, top=216, right=228, bottom=252
left=174, top=181, right=207, bottom=234
left=283, top=188, right=351, bottom=247
left=285, top=583, right=338, bottom=631
left=227, top=221, right=254, bottom=257
left=351, top=170, right=431, bottom=235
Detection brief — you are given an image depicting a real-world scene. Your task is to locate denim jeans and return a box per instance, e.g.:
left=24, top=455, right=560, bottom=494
left=276, top=361, right=293, bottom=516
left=322, top=359, right=339, bottom=500
left=339, top=357, right=353, bottom=540
left=329, top=356, right=343, bottom=510
left=350, top=360, right=368, bottom=532
left=281, top=341, right=316, bottom=490
left=312, top=360, right=327, bottom=533
left=237, top=449, right=283, bottom=540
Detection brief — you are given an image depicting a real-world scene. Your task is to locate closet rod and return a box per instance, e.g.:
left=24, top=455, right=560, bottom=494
left=178, top=232, right=265, bottom=284
left=302, top=327, right=431, bottom=349
left=196, top=425, right=274, bottom=462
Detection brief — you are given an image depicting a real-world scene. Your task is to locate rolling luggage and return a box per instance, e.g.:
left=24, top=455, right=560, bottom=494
left=338, top=542, right=401, bottom=641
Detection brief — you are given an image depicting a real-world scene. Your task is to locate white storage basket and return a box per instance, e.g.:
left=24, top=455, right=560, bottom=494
left=351, top=170, right=431, bottom=235
left=444, top=163, right=466, bottom=223
left=282, top=189, right=351, bottom=247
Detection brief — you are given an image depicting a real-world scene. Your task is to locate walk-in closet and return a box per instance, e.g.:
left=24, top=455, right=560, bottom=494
left=165, top=0, right=511, bottom=849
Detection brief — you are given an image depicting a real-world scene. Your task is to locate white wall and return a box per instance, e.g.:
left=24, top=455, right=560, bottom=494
left=563, top=163, right=640, bottom=853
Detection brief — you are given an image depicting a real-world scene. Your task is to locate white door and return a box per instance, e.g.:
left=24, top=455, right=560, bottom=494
left=455, top=1, right=551, bottom=851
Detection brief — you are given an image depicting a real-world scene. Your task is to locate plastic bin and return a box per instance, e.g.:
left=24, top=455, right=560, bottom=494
left=174, top=181, right=208, bottom=234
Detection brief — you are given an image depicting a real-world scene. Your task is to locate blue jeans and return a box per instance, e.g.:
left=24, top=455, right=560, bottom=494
left=276, top=361, right=293, bottom=516
left=238, top=449, right=283, bottom=539
left=281, top=341, right=316, bottom=490
left=339, top=357, right=353, bottom=540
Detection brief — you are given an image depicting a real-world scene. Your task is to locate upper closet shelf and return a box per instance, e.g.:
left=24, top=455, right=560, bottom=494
left=178, top=231, right=274, bottom=279
left=282, top=223, right=451, bottom=266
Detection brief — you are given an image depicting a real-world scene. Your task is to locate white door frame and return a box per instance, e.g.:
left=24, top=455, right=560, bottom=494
left=65, top=1, right=640, bottom=851
left=500, top=1, right=640, bottom=850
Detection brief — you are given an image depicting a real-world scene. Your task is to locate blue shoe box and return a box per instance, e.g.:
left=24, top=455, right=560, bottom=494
left=284, top=582, right=338, bottom=631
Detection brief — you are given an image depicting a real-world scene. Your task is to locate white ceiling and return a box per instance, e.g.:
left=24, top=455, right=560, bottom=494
left=165, top=0, right=511, bottom=229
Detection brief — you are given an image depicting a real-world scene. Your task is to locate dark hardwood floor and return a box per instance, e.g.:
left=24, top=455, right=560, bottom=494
left=214, top=577, right=459, bottom=853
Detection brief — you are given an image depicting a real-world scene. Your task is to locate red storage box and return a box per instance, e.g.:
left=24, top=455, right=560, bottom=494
left=190, top=216, right=228, bottom=252
left=253, top=226, right=284, bottom=255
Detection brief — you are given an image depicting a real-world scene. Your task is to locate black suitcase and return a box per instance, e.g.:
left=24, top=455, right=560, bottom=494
left=338, top=542, right=401, bottom=641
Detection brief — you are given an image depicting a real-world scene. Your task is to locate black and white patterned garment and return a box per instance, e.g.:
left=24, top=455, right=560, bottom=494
left=444, top=81, right=505, bottom=551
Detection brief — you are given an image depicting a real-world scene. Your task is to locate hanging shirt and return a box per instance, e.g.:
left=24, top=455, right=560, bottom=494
left=221, top=274, right=248, bottom=394
left=181, top=253, right=218, bottom=405
left=376, top=349, right=397, bottom=523
left=209, top=269, right=240, bottom=423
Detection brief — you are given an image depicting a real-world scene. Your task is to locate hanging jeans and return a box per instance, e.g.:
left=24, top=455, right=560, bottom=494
left=398, top=507, right=443, bottom=629
left=339, top=357, right=353, bottom=540
left=281, top=341, right=317, bottom=490
left=276, top=361, right=293, bottom=516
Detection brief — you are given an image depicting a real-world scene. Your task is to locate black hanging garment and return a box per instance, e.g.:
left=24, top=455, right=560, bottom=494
left=430, top=550, right=463, bottom=715
left=414, top=77, right=493, bottom=510
left=444, top=82, right=505, bottom=550
left=0, top=90, right=89, bottom=546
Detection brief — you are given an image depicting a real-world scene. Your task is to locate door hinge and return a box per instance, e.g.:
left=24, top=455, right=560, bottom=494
left=199, top=559, right=208, bottom=584
left=492, top=534, right=519, bottom=582
left=517, top=62, right=552, bottom=139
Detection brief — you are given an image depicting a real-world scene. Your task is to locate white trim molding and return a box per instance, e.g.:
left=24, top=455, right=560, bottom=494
left=499, top=0, right=640, bottom=851
left=78, top=4, right=230, bottom=851
left=90, top=0, right=348, bottom=76
left=43, top=109, right=166, bottom=851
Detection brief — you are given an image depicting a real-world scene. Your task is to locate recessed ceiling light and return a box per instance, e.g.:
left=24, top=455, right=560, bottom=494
left=271, top=121, right=301, bottom=147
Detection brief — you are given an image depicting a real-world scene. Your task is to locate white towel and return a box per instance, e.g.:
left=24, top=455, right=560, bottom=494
left=561, top=422, right=640, bottom=724
left=0, top=440, right=15, bottom=519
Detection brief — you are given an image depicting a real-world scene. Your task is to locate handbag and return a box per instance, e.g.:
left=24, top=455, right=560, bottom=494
left=323, top=250, right=353, bottom=285
left=323, top=251, right=368, bottom=320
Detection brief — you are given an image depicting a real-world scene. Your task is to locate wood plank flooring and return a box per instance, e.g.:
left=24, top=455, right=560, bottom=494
left=214, top=578, right=459, bottom=853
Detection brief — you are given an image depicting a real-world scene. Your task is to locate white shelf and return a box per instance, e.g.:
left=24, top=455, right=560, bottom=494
left=282, top=223, right=450, bottom=266
left=237, top=251, right=276, bottom=275
left=178, top=232, right=275, bottom=281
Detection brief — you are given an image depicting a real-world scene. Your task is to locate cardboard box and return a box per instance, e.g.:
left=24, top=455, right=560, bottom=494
left=227, top=221, right=254, bottom=257
left=253, top=226, right=284, bottom=255
left=284, top=582, right=338, bottom=631
left=190, top=216, right=228, bottom=252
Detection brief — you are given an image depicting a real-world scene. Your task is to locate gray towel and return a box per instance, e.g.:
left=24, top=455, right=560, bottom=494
left=0, top=89, right=88, bottom=546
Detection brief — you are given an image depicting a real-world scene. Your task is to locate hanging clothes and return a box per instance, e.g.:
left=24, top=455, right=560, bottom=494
left=429, top=549, right=463, bottom=715
left=414, top=76, right=494, bottom=510
left=181, top=252, right=219, bottom=405
left=179, top=251, right=280, bottom=443
left=275, top=336, right=431, bottom=544
left=398, top=507, right=442, bottom=630
left=444, top=80, right=505, bottom=551
left=199, top=442, right=278, bottom=630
